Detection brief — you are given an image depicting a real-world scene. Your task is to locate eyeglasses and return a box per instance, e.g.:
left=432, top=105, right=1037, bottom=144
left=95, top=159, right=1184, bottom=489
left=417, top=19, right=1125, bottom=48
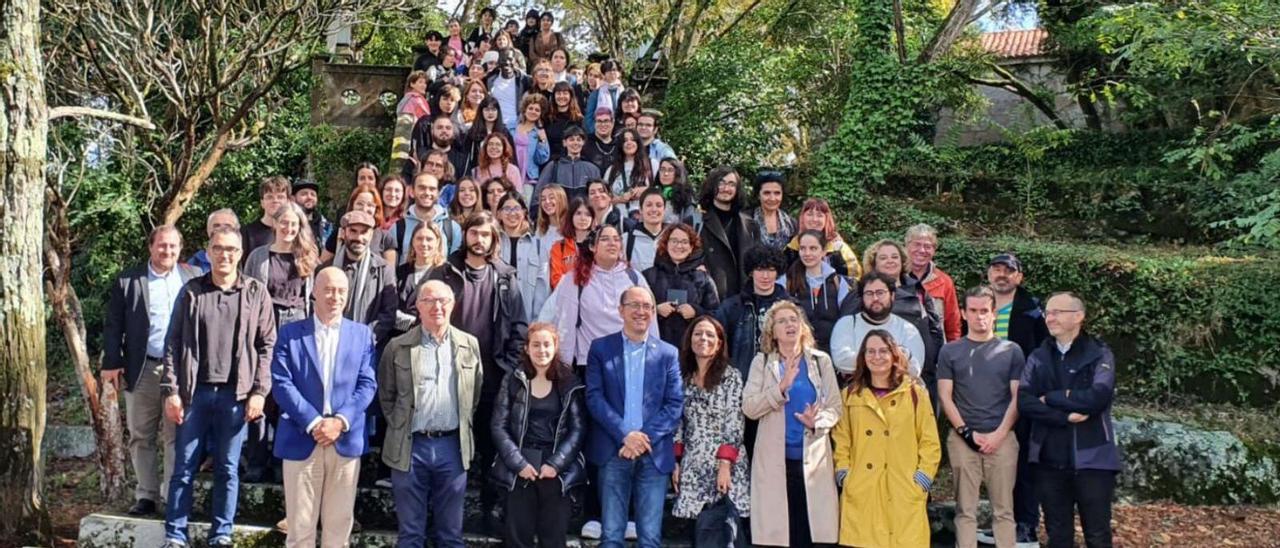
left=621, top=302, right=655, bottom=312
left=500, top=206, right=523, bottom=214
left=595, top=118, right=613, bottom=124
left=658, top=166, right=676, bottom=173
left=209, top=245, right=241, bottom=256
left=862, top=289, right=890, bottom=298
left=864, top=347, right=893, bottom=357
left=419, top=297, right=453, bottom=308
left=1045, top=309, right=1082, bottom=317
left=667, top=237, right=691, bottom=246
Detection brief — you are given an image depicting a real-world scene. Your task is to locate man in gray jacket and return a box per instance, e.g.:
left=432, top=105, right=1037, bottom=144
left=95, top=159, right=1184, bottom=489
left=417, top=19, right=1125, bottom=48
left=535, top=124, right=600, bottom=204
left=325, top=210, right=398, bottom=348
left=160, top=226, right=276, bottom=547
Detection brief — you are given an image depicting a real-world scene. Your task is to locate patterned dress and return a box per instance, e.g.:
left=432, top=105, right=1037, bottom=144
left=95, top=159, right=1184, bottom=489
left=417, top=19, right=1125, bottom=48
left=672, top=367, right=751, bottom=518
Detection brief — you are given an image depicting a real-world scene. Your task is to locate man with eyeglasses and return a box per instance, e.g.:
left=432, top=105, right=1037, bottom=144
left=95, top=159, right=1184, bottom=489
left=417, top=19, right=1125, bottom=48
left=585, top=286, right=683, bottom=548
left=583, top=107, right=618, bottom=175
left=187, top=209, right=241, bottom=273
left=427, top=211, right=528, bottom=532
left=379, top=280, right=484, bottom=548
left=1017, top=292, right=1120, bottom=548
left=635, top=110, right=675, bottom=166
left=830, top=272, right=926, bottom=381
left=904, top=224, right=961, bottom=343
left=160, top=226, right=276, bottom=548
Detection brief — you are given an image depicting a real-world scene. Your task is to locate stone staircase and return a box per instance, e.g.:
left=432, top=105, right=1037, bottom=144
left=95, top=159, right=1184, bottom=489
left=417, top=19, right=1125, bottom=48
left=78, top=479, right=986, bottom=546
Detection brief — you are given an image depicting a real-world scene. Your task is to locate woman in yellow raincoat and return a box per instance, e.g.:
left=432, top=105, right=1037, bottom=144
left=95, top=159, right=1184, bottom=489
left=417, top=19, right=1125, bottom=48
left=834, top=329, right=941, bottom=547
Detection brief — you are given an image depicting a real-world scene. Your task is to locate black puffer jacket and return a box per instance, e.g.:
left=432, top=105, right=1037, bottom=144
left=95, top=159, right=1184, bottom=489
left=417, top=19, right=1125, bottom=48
left=642, top=253, right=721, bottom=347
left=489, top=369, right=587, bottom=493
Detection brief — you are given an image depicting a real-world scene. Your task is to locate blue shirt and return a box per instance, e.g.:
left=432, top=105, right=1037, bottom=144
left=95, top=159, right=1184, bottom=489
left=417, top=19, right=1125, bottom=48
left=145, top=264, right=186, bottom=358
left=621, top=337, right=647, bottom=433
left=783, top=357, right=817, bottom=460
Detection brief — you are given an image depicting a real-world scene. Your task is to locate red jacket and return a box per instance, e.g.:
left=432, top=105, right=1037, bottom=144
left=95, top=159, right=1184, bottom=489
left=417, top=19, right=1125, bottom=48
left=917, top=263, right=961, bottom=342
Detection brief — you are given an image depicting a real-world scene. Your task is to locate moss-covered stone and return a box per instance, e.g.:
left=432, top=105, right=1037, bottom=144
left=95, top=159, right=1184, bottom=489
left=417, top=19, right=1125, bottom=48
left=1116, top=417, right=1280, bottom=504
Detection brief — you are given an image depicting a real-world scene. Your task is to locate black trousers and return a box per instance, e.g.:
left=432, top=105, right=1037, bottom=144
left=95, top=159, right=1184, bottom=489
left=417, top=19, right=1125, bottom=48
left=1013, top=417, right=1039, bottom=530
left=506, top=477, right=571, bottom=548
left=785, top=459, right=813, bottom=548
left=1036, top=466, right=1115, bottom=548
left=473, top=388, right=501, bottom=511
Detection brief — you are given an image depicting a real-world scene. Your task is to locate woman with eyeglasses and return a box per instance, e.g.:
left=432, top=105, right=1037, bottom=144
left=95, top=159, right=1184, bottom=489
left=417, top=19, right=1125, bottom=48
left=496, top=191, right=552, bottom=318
left=642, top=223, right=720, bottom=348
left=833, top=329, right=940, bottom=548
left=654, top=157, right=700, bottom=229
left=473, top=132, right=525, bottom=194
left=742, top=300, right=841, bottom=548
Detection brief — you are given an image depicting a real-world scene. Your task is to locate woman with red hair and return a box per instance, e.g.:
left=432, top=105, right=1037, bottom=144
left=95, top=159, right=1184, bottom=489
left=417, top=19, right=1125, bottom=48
left=783, top=198, right=861, bottom=279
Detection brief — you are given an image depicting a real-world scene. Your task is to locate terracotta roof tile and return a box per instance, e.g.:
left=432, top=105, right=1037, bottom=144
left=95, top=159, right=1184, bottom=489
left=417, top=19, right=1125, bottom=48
left=980, top=29, right=1048, bottom=59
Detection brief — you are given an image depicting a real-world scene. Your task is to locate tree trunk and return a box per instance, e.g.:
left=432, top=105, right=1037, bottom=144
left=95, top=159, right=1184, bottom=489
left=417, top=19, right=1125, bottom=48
left=918, top=0, right=979, bottom=63
left=158, top=125, right=233, bottom=225
left=44, top=189, right=129, bottom=504
left=0, top=0, right=53, bottom=543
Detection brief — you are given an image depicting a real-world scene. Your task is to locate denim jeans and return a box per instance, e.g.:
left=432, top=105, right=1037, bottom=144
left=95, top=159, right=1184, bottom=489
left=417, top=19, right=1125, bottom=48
left=390, top=433, right=467, bottom=548
left=164, top=383, right=248, bottom=544
left=599, top=453, right=668, bottom=548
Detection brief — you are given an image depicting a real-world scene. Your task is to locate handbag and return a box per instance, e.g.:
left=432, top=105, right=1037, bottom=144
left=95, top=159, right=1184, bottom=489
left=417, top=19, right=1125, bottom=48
left=695, top=495, right=744, bottom=548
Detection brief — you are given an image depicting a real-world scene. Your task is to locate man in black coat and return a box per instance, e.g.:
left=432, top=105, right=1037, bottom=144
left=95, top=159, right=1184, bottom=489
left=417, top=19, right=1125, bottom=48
left=102, top=225, right=201, bottom=516
left=697, top=165, right=759, bottom=299
left=427, top=211, right=528, bottom=531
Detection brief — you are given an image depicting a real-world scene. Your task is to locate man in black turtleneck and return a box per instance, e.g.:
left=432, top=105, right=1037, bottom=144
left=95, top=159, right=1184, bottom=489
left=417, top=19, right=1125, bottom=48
left=698, top=165, right=758, bottom=299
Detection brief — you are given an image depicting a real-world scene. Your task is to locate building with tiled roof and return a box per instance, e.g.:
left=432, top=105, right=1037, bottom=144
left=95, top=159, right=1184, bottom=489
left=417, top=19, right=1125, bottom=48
left=980, top=29, right=1049, bottom=61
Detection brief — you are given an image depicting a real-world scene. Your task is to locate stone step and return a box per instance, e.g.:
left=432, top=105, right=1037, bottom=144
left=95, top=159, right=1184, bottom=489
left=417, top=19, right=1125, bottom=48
left=192, top=479, right=697, bottom=537
left=76, top=512, right=695, bottom=547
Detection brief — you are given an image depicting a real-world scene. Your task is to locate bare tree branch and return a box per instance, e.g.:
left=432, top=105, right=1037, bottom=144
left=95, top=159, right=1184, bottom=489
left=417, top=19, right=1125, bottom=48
left=48, top=107, right=156, bottom=130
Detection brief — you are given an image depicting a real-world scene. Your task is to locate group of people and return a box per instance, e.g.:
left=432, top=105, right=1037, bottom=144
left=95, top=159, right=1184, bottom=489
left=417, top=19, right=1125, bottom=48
left=98, top=10, right=1123, bottom=548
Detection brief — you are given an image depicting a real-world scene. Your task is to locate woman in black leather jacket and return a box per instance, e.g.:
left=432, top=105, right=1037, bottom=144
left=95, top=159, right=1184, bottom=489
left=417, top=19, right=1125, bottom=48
left=490, top=321, right=586, bottom=548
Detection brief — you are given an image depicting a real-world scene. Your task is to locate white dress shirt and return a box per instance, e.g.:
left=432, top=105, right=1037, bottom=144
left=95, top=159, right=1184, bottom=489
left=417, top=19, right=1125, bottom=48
left=307, top=316, right=348, bottom=433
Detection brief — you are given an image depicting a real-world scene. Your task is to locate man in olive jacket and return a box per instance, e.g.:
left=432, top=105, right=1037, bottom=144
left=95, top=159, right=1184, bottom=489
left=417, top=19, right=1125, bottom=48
left=379, top=280, right=483, bottom=548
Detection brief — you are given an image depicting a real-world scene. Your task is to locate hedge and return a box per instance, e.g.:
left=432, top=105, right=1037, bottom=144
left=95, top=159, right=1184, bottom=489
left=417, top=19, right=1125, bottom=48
left=851, top=234, right=1280, bottom=406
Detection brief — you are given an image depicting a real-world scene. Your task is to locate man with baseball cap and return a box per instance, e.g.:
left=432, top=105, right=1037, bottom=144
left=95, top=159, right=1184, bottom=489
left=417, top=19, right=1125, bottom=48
left=976, top=252, right=1049, bottom=547
left=291, top=178, right=331, bottom=250
left=324, top=211, right=397, bottom=349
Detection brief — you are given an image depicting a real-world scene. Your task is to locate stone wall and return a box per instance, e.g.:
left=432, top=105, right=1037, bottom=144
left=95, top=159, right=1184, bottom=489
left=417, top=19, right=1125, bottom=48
left=310, top=59, right=410, bottom=129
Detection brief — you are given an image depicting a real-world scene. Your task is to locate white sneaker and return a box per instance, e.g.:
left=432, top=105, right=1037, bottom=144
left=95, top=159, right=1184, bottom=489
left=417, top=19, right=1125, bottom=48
left=625, top=521, right=638, bottom=540
left=374, top=478, right=393, bottom=489
left=976, top=529, right=997, bottom=545
left=580, top=520, right=602, bottom=539
left=1015, top=541, right=1040, bottom=548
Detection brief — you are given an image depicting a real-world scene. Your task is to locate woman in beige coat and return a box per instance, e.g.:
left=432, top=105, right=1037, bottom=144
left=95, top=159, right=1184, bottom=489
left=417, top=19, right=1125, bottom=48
left=742, top=300, right=843, bottom=547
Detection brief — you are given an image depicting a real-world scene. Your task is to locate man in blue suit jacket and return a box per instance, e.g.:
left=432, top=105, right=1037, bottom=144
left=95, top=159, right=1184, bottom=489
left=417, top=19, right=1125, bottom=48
left=271, top=267, right=377, bottom=547
left=585, top=286, right=684, bottom=548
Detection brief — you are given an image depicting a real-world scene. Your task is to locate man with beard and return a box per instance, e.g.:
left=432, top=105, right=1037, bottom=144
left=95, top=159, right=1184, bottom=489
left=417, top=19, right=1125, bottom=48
left=323, top=211, right=397, bottom=348
left=698, top=166, right=758, bottom=299
left=410, top=114, right=472, bottom=184
left=635, top=110, right=675, bottom=167
left=830, top=272, right=927, bottom=380
left=977, top=253, right=1049, bottom=548
left=582, top=107, right=618, bottom=175
left=427, top=211, right=528, bottom=533
left=291, top=178, right=331, bottom=249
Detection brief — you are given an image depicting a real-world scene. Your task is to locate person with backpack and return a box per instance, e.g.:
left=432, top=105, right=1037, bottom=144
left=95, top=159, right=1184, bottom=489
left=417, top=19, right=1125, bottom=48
left=427, top=211, right=529, bottom=533
left=778, top=230, right=852, bottom=355
left=622, top=187, right=668, bottom=273
left=395, top=173, right=462, bottom=261
left=833, top=329, right=941, bottom=548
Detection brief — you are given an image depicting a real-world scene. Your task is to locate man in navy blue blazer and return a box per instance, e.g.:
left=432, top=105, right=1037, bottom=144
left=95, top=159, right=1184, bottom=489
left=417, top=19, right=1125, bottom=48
left=271, top=267, right=378, bottom=547
left=585, top=286, right=684, bottom=548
